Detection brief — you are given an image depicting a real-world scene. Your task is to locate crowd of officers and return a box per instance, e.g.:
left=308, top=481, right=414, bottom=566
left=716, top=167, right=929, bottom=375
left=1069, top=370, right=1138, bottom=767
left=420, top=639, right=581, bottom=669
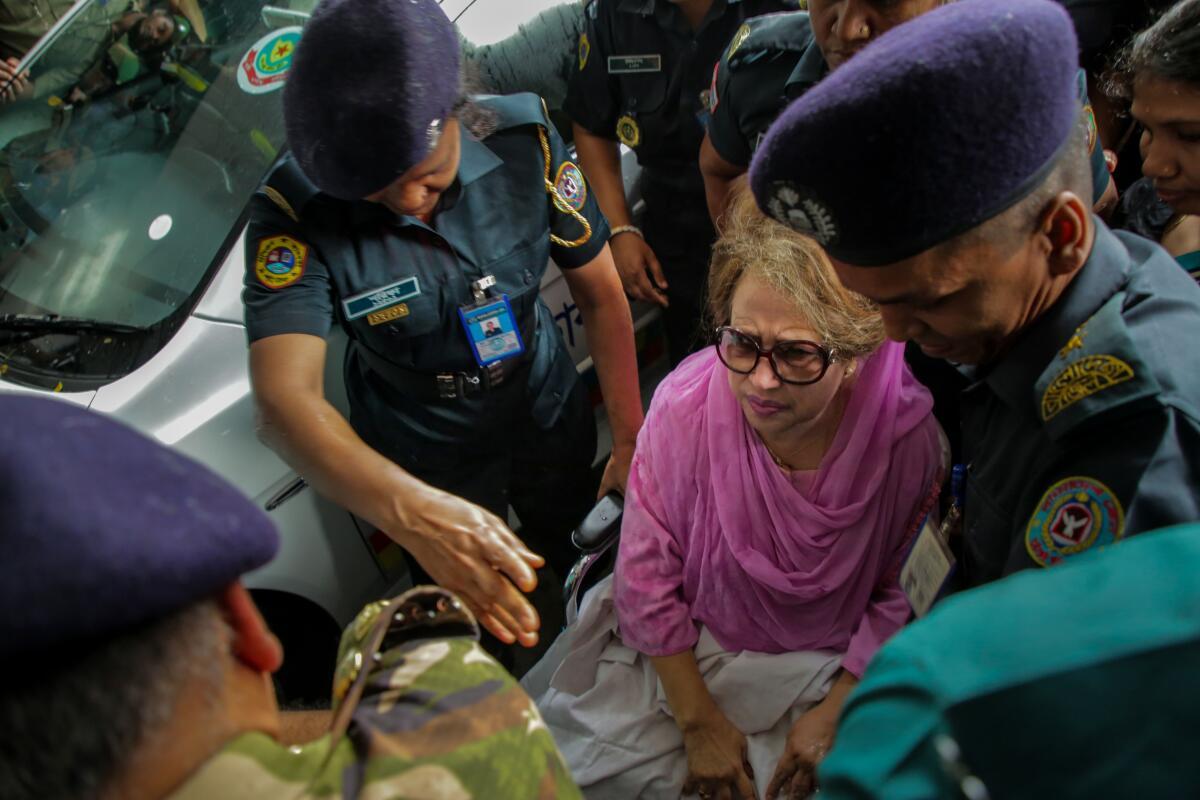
left=3, top=0, right=1200, bottom=797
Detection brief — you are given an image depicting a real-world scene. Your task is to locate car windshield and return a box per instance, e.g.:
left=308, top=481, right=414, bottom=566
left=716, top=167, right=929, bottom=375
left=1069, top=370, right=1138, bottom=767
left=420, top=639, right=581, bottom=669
left=0, top=0, right=316, bottom=388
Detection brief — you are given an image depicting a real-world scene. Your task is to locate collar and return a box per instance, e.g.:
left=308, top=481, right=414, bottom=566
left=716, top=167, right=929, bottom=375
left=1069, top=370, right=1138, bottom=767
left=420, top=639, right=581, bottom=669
left=977, top=220, right=1130, bottom=412
left=785, top=39, right=828, bottom=98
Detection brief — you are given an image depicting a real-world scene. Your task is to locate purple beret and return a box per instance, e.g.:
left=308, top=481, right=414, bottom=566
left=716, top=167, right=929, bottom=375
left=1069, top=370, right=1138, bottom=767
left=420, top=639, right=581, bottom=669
left=283, top=0, right=461, bottom=200
left=0, top=397, right=278, bottom=660
left=750, top=0, right=1080, bottom=267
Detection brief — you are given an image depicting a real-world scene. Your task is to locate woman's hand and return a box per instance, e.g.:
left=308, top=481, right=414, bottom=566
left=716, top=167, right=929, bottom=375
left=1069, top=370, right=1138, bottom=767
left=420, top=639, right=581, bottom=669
left=765, top=702, right=838, bottom=799
left=681, top=712, right=758, bottom=800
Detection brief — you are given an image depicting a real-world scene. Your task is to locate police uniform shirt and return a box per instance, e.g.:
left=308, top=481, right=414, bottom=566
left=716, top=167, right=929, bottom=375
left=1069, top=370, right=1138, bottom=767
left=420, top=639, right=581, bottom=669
left=567, top=0, right=795, bottom=171
left=818, top=522, right=1200, bottom=799
left=706, top=10, right=825, bottom=168
left=242, top=94, right=609, bottom=459
left=957, top=223, right=1200, bottom=586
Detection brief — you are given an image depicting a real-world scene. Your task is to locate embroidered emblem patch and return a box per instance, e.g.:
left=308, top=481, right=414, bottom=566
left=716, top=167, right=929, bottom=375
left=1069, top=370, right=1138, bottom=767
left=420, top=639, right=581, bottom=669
left=254, top=235, right=307, bottom=290
left=1084, top=103, right=1098, bottom=153
left=1041, top=354, right=1134, bottom=421
left=238, top=26, right=301, bottom=95
left=764, top=182, right=839, bottom=246
left=555, top=161, right=587, bottom=211
left=578, top=33, right=590, bottom=71
left=1057, top=324, right=1087, bottom=360
left=1026, top=477, right=1125, bottom=567
left=616, top=115, right=641, bottom=148
left=727, top=23, right=751, bottom=59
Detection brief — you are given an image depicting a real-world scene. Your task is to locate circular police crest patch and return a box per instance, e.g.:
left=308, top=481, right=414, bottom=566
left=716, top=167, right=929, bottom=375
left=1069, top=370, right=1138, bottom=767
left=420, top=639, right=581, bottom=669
left=616, top=115, right=641, bottom=148
left=1026, top=477, right=1125, bottom=567
left=255, top=235, right=308, bottom=290
left=238, top=26, right=302, bottom=95
left=555, top=161, right=588, bottom=212
left=765, top=182, right=839, bottom=246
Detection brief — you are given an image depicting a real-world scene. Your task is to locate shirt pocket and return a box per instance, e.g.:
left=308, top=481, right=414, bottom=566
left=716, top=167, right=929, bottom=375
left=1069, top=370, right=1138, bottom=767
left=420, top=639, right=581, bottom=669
left=345, top=275, right=442, bottom=348
left=616, top=69, right=670, bottom=116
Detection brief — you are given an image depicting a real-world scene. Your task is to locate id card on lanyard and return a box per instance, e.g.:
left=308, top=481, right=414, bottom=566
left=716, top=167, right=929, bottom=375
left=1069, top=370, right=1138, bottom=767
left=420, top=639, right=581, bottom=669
left=901, top=465, right=965, bottom=617
left=457, top=275, right=525, bottom=367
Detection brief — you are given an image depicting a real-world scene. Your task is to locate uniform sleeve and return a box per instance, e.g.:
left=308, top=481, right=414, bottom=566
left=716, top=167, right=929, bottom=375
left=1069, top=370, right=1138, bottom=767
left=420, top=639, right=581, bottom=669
left=613, top=442, right=698, bottom=657
left=241, top=196, right=337, bottom=343
left=818, top=645, right=956, bottom=800
left=1009, top=405, right=1200, bottom=573
left=564, top=1, right=620, bottom=139
left=545, top=121, right=611, bottom=269
left=705, top=44, right=754, bottom=168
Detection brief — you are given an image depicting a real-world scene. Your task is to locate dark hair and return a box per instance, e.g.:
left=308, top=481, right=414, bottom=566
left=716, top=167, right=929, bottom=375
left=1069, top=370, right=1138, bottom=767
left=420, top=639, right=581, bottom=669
left=0, top=601, right=227, bottom=800
left=1109, top=0, right=1200, bottom=99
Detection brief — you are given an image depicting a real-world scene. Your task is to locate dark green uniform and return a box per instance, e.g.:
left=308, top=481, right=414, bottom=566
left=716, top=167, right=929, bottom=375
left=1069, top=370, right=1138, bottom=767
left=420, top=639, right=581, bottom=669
left=705, top=9, right=823, bottom=169
left=242, top=94, right=608, bottom=577
left=958, top=225, right=1200, bottom=586
left=819, top=522, right=1200, bottom=799
left=567, top=0, right=794, bottom=364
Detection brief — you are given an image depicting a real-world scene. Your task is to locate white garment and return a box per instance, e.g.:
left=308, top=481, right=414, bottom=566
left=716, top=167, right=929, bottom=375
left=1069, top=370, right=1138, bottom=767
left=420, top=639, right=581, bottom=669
left=523, top=576, right=843, bottom=799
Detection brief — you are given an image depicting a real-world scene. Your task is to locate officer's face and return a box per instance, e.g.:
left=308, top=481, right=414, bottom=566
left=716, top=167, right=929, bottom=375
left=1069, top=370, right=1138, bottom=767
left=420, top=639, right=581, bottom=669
left=725, top=274, right=849, bottom=442
left=130, top=10, right=175, bottom=53
left=831, top=233, right=1045, bottom=366
left=808, top=0, right=942, bottom=70
left=364, top=118, right=462, bottom=219
left=1132, top=75, right=1200, bottom=216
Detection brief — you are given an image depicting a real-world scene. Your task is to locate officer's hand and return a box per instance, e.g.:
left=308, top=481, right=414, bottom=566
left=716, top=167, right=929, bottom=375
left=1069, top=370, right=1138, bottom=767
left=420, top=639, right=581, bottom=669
left=597, top=443, right=633, bottom=499
left=0, top=59, right=30, bottom=104
left=394, top=486, right=545, bottom=648
left=610, top=231, right=669, bottom=308
left=766, top=701, right=838, bottom=799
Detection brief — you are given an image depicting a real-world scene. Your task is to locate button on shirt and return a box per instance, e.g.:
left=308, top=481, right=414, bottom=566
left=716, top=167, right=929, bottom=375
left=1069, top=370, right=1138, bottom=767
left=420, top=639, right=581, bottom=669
left=568, top=0, right=794, bottom=171
left=706, top=9, right=825, bottom=168
left=957, top=223, right=1200, bottom=586
left=242, top=95, right=609, bottom=456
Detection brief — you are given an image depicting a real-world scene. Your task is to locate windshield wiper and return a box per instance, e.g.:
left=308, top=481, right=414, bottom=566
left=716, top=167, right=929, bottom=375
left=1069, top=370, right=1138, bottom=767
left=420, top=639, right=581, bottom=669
left=0, top=314, right=147, bottom=339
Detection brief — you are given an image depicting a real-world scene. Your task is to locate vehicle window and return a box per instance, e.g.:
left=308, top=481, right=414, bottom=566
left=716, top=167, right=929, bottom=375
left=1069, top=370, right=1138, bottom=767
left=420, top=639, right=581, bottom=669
left=0, top=0, right=317, bottom=390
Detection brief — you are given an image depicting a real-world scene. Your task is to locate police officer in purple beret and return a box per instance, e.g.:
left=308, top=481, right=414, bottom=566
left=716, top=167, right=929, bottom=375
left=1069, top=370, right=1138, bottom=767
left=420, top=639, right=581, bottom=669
left=751, top=0, right=1200, bottom=594
left=243, top=0, right=644, bottom=654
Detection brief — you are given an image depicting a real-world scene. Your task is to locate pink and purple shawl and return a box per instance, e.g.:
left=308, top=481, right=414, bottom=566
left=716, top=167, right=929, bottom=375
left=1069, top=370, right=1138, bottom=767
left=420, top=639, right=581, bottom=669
left=614, top=341, right=943, bottom=676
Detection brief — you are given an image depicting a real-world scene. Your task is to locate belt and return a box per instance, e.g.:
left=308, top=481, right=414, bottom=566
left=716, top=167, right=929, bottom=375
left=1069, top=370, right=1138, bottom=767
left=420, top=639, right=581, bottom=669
left=354, top=342, right=531, bottom=401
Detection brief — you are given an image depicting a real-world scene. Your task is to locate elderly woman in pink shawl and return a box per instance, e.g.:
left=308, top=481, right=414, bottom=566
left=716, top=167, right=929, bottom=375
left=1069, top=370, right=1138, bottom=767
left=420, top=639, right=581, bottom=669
left=528, top=193, right=945, bottom=800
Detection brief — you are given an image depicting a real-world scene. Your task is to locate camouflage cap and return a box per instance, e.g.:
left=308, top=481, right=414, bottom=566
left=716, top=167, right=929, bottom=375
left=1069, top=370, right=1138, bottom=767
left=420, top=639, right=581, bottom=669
left=0, top=397, right=278, bottom=660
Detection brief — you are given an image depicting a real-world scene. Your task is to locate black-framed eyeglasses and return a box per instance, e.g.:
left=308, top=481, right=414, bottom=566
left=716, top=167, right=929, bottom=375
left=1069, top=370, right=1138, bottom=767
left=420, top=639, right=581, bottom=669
left=713, top=326, right=837, bottom=386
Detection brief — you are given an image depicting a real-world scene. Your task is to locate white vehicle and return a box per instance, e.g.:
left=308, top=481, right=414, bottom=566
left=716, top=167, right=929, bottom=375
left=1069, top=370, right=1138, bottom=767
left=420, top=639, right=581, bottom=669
left=0, top=0, right=660, bottom=698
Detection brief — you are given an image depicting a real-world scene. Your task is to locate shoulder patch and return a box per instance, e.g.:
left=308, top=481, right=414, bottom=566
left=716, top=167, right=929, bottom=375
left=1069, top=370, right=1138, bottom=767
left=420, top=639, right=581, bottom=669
left=254, top=235, right=308, bottom=290
left=1026, top=477, right=1125, bottom=567
left=578, top=32, right=590, bottom=71
left=1040, top=354, right=1135, bottom=422
left=725, top=11, right=814, bottom=70
left=554, top=161, right=587, bottom=211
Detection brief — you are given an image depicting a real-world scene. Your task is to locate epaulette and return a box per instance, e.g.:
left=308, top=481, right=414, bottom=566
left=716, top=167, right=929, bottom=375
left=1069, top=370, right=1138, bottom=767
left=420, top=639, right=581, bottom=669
left=725, top=10, right=814, bottom=71
left=477, top=92, right=551, bottom=134
left=257, top=155, right=322, bottom=223
left=1034, top=290, right=1162, bottom=440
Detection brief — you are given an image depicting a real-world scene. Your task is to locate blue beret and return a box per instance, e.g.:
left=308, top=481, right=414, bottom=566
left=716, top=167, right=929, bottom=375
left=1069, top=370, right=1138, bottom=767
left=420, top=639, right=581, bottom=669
left=750, top=0, right=1080, bottom=267
left=0, top=397, right=278, bottom=660
left=284, top=0, right=460, bottom=200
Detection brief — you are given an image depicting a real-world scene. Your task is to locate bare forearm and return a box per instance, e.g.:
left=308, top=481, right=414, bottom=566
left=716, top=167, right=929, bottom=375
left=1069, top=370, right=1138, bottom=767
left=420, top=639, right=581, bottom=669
left=698, top=135, right=746, bottom=229
left=651, top=651, right=723, bottom=731
left=573, top=124, right=632, bottom=228
left=254, top=390, right=424, bottom=536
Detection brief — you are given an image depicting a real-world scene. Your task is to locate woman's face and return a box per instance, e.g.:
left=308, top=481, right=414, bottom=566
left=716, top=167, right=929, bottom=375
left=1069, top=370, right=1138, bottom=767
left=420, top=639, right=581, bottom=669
left=725, top=274, right=848, bottom=443
left=1132, top=75, right=1200, bottom=216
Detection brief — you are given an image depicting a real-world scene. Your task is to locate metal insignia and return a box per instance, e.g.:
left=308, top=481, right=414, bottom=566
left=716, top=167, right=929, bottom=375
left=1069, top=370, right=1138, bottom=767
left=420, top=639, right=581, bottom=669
left=765, top=181, right=839, bottom=246
left=426, top=118, right=443, bottom=152
left=578, top=32, right=590, bottom=71
left=616, top=115, right=641, bottom=148
left=727, top=23, right=752, bottom=60
left=1040, top=354, right=1134, bottom=421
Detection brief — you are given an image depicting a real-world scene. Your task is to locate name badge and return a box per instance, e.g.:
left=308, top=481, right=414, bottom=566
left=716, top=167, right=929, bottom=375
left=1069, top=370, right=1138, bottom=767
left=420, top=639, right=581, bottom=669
left=900, top=516, right=956, bottom=618
left=458, top=295, right=525, bottom=367
left=342, top=277, right=421, bottom=321
left=608, top=54, right=662, bottom=74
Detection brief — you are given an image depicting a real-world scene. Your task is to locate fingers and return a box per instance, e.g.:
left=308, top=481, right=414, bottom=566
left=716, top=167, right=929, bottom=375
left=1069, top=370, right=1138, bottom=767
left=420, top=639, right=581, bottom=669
left=766, top=757, right=795, bottom=799
left=484, top=523, right=540, bottom=592
left=735, top=768, right=757, bottom=800
left=645, top=250, right=670, bottom=300
left=787, top=765, right=815, bottom=800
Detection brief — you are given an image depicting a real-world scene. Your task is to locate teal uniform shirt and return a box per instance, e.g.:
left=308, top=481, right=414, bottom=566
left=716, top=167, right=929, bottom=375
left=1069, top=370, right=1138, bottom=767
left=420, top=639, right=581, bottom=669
left=706, top=10, right=825, bottom=168
left=242, top=94, right=609, bottom=463
left=957, top=224, right=1200, bottom=586
left=1177, top=249, right=1200, bottom=280
left=819, top=522, right=1200, bottom=799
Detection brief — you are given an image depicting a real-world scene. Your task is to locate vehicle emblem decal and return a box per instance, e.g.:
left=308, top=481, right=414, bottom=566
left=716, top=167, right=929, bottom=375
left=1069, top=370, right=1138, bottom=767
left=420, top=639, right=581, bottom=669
left=254, top=235, right=308, bottom=290
left=238, top=26, right=302, bottom=95
left=1026, top=477, right=1124, bottom=567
